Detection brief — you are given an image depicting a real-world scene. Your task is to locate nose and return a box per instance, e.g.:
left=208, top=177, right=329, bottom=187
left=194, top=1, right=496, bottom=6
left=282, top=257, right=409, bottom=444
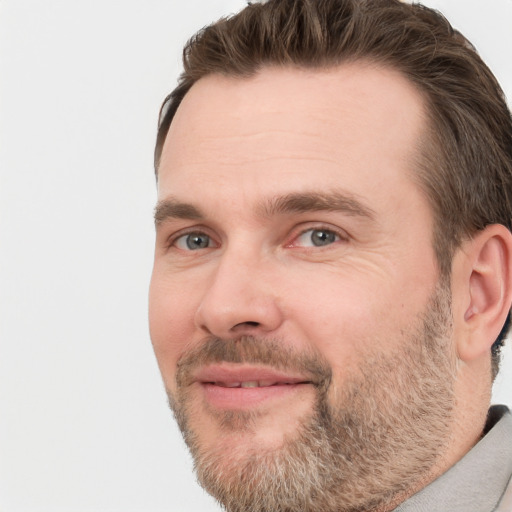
left=194, top=249, right=284, bottom=339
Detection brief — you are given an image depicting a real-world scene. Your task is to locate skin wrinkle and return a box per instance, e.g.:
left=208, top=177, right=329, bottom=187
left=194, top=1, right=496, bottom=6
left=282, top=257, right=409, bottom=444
left=172, top=120, right=355, bottom=144
left=150, top=0, right=512, bottom=507
left=167, top=155, right=363, bottom=168
left=149, top=65, right=469, bottom=512
left=168, top=281, right=456, bottom=512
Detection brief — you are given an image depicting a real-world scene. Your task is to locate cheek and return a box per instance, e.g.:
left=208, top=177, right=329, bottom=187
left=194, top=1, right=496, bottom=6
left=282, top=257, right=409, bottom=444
left=286, top=266, right=425, bottom=375
left=148, top=270, right=200, bottom=388
left=293, top=283, right=381, bottom=372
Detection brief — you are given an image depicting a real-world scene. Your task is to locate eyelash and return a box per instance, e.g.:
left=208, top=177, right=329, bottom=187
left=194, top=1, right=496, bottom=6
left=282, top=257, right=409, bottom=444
left=287, top=225, right=348, bottom=248
left=166, top=224, right=348, bottom=252
left=166, top=226, right=217, bottom=250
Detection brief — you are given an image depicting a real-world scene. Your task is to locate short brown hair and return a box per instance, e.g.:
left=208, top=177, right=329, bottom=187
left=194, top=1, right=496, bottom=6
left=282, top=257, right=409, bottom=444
left=155, top=0, right=512, bottom=377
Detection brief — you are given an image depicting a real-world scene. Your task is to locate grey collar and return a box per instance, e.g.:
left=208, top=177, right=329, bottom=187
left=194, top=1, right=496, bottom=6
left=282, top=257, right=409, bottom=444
left=394, top=405, right=512, bottom=512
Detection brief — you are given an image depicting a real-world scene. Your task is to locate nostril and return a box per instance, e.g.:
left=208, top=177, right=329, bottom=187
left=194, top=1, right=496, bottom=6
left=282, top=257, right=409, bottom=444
left=233, top=321, right=260, bottom=329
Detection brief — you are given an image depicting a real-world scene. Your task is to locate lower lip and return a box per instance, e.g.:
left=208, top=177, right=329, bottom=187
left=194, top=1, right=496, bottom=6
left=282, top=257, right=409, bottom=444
left=200, top=382, right=310, bottom=410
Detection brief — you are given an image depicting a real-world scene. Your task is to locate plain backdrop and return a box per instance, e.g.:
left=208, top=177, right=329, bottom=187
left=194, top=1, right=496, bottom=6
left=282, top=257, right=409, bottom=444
left=0, top=1, right=511, bottom=511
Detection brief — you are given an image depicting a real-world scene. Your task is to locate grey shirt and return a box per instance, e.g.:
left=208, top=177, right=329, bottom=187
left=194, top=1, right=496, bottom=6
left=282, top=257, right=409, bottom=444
left=394, top=405, right=512, bottom=512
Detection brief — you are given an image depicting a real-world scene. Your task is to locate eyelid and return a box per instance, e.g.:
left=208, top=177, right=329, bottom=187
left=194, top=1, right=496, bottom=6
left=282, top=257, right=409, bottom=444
left=166, top=225, right=219, bottom=250
left=286, top=224, right=349, bottom=248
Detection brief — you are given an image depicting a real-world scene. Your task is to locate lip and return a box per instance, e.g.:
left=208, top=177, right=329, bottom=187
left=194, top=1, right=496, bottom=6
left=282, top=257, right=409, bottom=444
left=192, top=364, right=313, bottom=410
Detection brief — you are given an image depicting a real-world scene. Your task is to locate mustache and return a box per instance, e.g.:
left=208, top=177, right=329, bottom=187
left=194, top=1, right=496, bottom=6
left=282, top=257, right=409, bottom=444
left=175, top=336, right=332, bottom=390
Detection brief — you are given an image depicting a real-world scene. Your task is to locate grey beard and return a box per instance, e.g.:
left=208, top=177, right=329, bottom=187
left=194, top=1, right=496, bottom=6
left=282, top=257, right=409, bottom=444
left=168, top=283, right=456, bottom=512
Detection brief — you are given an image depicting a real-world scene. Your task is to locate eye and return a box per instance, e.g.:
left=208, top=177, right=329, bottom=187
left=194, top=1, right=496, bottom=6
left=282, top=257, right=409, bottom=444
left=294, top=228, right=341, bottom=247
left=174, top=232, right=214, bottom=250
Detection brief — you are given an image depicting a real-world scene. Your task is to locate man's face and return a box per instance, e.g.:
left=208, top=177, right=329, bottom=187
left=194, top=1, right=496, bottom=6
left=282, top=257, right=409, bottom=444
left=149, top=64, right=456, bottom=511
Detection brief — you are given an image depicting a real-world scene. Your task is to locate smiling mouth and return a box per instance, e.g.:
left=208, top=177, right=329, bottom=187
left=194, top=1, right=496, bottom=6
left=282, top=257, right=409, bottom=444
left=192, top=366, right=315, bottom=410
left=199, top=380, right=312, bottom=411
left=206, top=380, right=309, bottom=388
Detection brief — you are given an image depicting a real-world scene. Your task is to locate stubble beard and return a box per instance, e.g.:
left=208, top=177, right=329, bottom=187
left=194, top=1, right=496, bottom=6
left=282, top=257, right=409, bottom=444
left=167, top=283, right=456, bottom=512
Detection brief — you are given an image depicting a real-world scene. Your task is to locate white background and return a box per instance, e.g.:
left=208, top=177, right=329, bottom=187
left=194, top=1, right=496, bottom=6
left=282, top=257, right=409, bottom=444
left=0, top=1, right=511, bottom=511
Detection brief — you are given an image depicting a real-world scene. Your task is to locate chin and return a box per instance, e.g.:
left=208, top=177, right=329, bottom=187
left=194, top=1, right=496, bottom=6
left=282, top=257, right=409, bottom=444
left=178, top=389, right=317, bottom=459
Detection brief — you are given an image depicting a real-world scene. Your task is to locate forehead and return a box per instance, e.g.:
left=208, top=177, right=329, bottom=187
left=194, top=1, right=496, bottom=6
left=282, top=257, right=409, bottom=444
left=158, top=63, right=427, bottom=215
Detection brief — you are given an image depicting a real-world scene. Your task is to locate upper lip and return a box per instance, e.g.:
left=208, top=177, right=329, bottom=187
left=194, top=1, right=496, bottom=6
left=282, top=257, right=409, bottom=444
left=192, top=364, right=312, bottom=387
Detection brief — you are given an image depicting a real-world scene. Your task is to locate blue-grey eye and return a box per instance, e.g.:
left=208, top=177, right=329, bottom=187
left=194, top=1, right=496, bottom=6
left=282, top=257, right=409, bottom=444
left=296, top=228, right=340, bottom=247
left=175, top=233, right=212, bottom=250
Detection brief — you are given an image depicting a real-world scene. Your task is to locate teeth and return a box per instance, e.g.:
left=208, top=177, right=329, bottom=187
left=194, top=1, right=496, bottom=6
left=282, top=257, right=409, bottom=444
left=224, top=382, right=241, bottom=388
left=241, top=381, right=259, bottom=388
left=258, top=380, right=277, bottom=387
left=213, top=380, right=289, bottom=388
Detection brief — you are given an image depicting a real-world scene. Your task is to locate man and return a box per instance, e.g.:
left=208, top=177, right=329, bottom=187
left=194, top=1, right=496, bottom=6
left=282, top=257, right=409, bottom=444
left=149, top=0, right=512, bottom=510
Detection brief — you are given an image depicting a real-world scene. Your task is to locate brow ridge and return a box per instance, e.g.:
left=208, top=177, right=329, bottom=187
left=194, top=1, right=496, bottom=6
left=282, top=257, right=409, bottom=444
left=154, top=190, right=375, bottom=225
left=154, top=199, right=204, bottom=224
left=259, top=191, right=376, bottom=219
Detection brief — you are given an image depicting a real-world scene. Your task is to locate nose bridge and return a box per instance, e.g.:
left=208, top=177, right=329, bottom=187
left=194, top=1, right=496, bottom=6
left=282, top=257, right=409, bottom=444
left=194, top=240, right=283, bottom=337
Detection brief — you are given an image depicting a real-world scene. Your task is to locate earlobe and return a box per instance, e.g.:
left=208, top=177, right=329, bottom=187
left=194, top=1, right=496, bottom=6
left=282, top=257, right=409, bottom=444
left=455, top=224, right=512, bottom=363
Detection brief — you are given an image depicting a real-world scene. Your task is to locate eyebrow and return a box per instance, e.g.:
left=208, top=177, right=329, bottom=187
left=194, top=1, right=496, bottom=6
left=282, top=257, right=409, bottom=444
left=154, top=199, right=204, bottom=224
left=154, top=191, right=375, bottom=225
left=259, top=191, right=376, bottom=220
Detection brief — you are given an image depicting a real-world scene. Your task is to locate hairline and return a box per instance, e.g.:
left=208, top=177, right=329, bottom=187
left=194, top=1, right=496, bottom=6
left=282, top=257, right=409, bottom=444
left=155, top=59, right=452, bottom=270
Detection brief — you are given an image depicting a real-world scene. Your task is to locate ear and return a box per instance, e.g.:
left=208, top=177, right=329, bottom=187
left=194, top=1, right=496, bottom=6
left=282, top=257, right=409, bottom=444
left=452, top=224, right=512, bottom=363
